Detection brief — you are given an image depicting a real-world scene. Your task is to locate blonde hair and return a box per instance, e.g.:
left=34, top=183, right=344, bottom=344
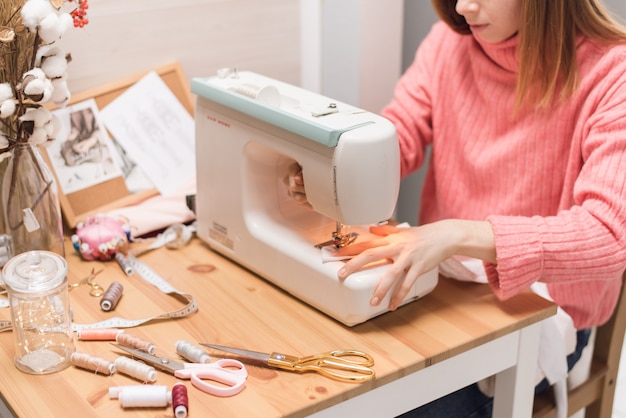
left=431, top=0, right=626, bottom=110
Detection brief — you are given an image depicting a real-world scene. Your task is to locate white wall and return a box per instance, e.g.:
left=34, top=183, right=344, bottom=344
left=60, top=0, right=301, bottom=95
left=395, top=2, right=439, bottom=224
left=300, top=0, right=404, bottom=113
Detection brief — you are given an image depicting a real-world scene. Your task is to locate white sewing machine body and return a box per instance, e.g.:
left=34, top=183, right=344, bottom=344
left=192, top=70, right=438, bottom=326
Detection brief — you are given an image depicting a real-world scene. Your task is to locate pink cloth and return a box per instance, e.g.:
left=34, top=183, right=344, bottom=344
left=382, top=22, right=626, bottom=329
left=106, top=179, right=196, bottom=238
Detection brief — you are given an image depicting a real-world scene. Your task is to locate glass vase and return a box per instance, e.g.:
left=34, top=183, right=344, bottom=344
left=1, top=143, right=64, bottom=258
left=0, top=157, right=11, bottom=267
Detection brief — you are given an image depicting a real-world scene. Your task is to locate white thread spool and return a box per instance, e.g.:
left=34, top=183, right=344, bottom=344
left=114, top=356, right=158, bottom=383
left=175, top=340, right=211, bottom=364
left=232, top=83, right=280, bottom=107
left=112, top=385, right=171, bottom=408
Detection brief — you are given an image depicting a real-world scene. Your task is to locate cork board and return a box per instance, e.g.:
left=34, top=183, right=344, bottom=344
left=43, top=62, right=193, bottom=228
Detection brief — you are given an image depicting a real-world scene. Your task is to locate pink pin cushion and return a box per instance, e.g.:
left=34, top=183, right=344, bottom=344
left=71, top=215, right=130, bottom=261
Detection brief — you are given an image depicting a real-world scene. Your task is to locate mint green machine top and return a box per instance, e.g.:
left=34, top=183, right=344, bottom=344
left=191, top=77, right=373, bottom=148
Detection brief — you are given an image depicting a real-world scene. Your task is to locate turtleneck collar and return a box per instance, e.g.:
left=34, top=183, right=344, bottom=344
left=472, top=33, right=519, bottom=73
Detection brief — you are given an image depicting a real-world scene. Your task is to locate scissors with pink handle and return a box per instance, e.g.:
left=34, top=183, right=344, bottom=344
left=113, top=344, right=247, bottom=396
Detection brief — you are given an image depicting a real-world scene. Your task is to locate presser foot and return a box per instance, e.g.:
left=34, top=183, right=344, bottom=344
left=314, top=231, right=358, bottom=249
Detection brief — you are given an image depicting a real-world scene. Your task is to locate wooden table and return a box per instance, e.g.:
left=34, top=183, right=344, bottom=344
left=0, top=238, right=556, bottom=417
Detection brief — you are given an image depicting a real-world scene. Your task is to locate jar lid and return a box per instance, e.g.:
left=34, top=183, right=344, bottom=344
left=2, top=251, right=67, bottom=293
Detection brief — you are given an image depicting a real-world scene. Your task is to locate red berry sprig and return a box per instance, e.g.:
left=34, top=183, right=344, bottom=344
left=69, top=0, right=89, bottom=28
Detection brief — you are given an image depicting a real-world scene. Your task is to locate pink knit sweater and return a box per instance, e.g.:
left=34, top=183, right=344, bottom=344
left=382, top=22, right=626, bottom=329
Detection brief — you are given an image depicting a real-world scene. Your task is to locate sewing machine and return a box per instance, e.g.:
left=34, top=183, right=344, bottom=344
left=191, top=69, right=438, bottom=326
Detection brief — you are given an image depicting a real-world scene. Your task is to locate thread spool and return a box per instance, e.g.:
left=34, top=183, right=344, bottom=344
left=77, top=328, right=123, bottom=341
left=71, top=352, right=116, bottom=375
left=232, top=83, right=280, bottom=107
left=115, top=252, right=134, bottom=276
left=114, top=356, right=158, bottom=383
left=116, top=332, right=156, bottom=355
left=111, top=385, right=171, bottom=408
left=171, top=382, right=189, bottom=418
left=100, top=281, right=124, bottom=311
left=175, top=340, right=211, bottom=364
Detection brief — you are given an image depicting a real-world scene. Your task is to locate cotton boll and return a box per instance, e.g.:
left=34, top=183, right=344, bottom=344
left=22, top=78, right=53, bottom=104
left=23, top=67, right=46, bottom=81
left=41, top=55, right=68, bottom=79
left=30, top=107, right=53, bottom=128
left=30, top=127, right=48, bottom=145
left=21, top=68, right=47, bottom=101
left=0, top=100, right=16, bottom=118
left=23, top=78, right=46, bottom=100
left=51, top=79, right=70, bottom=105
left=27, top=78, right=56, bottom=104
left=37, top=108, right=53, bottom=127
left=19, top=107, right=52, bottom=128
left=0, top=83, right=13, bottom=102
left=36, top=44, right=60, bottom=66
left=38, top=14, right=64, bottom=43
left=39, top=12, right=73, bottom=43
left=18, top=108, right=37, bottom=124
left=0, top=152, right=11, bottom=163
left=58, top=13, right=73, bottom=35
left=21, top=0, right=57, bottom=33
left=0, top=135, right=9, bottom=149
left=20, top=108, right=52, bottom=144
left=44, top=119, right=55, bottom=137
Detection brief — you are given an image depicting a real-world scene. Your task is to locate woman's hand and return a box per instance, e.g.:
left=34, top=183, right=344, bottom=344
left=335, top=220, right=496, bottom=311
left=284, top=162, right=311, bottom=207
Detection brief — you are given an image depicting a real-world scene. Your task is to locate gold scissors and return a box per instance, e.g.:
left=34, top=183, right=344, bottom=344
left=200, top=343, right=375, bottom=383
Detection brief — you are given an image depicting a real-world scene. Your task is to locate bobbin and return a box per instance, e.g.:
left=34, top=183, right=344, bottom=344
left=110, top=385, right=171, bottom=408
left=77, top=328, right=123, bottom=341
left=115, top=253, right=134, bottom=276
left=100, top=281, right=124, bottom=311
left=175, top=340, right=211, bottom=364
left=114, top=356, right=158, bottom=383
left=116, top=332, right=156, bottom=355
left=171, top=382, right=189, bottom=418
left=71, top=351, right=116, bottom=375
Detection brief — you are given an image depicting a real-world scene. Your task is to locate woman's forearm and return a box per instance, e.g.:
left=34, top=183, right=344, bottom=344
left=444, top=219, right=497, bottom=264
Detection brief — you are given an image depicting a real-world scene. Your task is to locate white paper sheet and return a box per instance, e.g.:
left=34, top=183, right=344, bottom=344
left=100, top=71, right=195, bottom=196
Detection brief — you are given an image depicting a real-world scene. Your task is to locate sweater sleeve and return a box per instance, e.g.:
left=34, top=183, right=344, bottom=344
left=381, top=23, right=447, bottom=177
left=484, top=53, right=626, bottom=328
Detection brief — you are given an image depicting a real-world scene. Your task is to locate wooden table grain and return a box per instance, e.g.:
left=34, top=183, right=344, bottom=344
left=0, top=238, right=556, bottom=417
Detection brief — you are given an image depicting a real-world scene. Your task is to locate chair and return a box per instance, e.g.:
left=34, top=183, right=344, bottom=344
left=532, top=270, right=626, bottom=418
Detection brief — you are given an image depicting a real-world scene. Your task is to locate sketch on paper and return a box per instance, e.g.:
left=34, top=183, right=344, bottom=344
left=47, top=99, right=124, bottom=195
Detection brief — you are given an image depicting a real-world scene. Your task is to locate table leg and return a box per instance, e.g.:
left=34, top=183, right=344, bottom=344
left=492, top=321, right=543, bottom=418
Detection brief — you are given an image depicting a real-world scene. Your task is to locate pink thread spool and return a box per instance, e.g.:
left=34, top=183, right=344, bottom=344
left=71, top=352, right=116, bottom=375
left=171, top=382, right=189, bottom=418
left=116, top=332, right=156, bottom=355
left=76, top=328, right=123, bottom=341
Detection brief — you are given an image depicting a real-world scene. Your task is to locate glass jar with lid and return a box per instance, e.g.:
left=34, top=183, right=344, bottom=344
left=2, top=250, right=75, bottom=374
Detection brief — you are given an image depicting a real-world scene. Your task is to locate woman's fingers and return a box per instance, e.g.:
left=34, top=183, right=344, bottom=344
left=284, top=163, right=311, bottom=206
left=369, top=256, right=422, bottom=310
left=337, top=241, right=398, bottom=279
left=369, top=224, right=401, bottom=236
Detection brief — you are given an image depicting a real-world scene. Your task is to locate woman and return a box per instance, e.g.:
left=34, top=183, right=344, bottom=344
left=290, top=0, right=626, bottom=415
